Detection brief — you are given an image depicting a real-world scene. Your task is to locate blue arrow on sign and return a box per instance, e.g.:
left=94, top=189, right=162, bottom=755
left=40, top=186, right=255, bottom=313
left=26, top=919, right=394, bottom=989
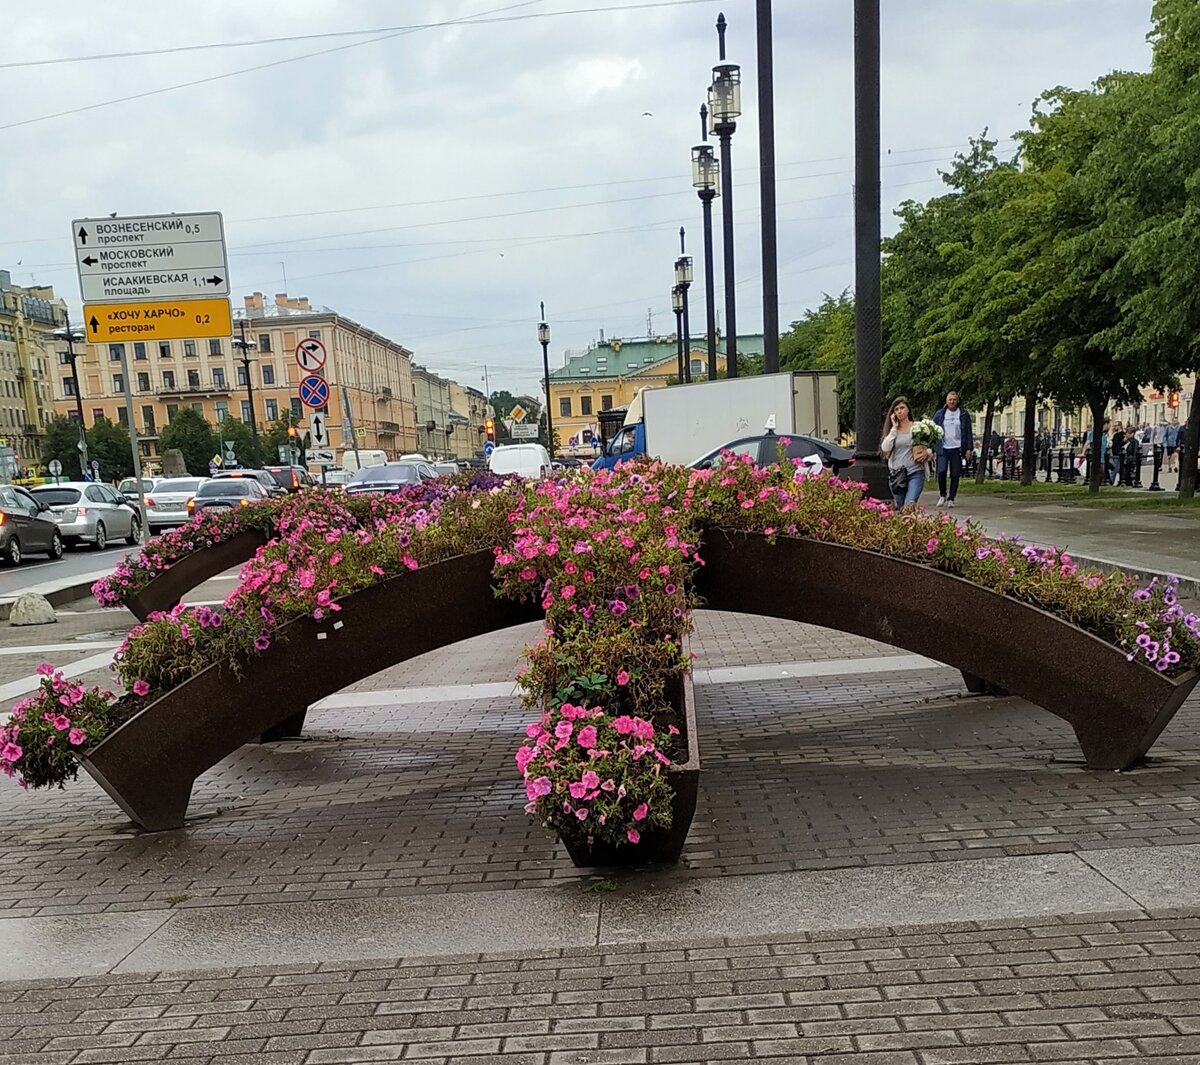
left=299, top=374, right=330, bottom=409
left=483, top=441, right=495, bottom=456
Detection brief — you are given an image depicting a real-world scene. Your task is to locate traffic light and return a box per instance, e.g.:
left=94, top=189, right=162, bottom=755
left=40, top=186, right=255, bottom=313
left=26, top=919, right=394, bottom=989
left=1169, top=391, right=1181, bottom=410
left=484, top=418, right=495, bottom=440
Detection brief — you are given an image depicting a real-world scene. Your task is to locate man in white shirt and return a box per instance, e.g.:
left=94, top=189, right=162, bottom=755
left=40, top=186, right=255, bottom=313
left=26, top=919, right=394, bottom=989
left=933, top=391, right=973, bottom=506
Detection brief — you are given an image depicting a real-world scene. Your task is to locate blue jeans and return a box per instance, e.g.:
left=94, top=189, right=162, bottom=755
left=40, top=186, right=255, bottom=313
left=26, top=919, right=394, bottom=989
left=891, top=468, right=926, bottom=510
left=937, top=447, right=963, bottom=500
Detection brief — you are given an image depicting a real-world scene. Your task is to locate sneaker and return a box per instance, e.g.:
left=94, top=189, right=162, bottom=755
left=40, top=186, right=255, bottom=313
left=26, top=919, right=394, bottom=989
left=936, top=496, right=946, bottom=506
left=947, top=499, right=956, bottom=507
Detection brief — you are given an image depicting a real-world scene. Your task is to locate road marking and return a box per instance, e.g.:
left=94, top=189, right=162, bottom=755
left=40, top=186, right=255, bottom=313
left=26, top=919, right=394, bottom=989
left=0, top=642, right=118, bottom=657
left=0, top=650, right=116, bottom=707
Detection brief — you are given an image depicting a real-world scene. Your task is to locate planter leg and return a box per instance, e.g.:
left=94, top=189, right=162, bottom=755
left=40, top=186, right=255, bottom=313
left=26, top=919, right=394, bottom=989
left=82, top=760, right=194, bottom=832
left=961, top=671, right=1009, bottom=697
left=258, top=708, right=308, bottom=743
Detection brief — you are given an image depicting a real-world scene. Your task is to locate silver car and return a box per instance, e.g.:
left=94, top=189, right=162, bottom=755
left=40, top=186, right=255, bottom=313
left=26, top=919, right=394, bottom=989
left=30, top=482, right=142, bottom=550
left=144, top=477, right=208, bottom=531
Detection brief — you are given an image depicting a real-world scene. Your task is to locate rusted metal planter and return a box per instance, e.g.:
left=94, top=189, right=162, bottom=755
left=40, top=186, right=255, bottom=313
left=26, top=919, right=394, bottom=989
left=559, top=669, right=701, bottom=868
left=694, top=529, right=1199, bottom=770
left=125, top=527, right=272, bottom=621
left=81, top=550, right=541, bottom=831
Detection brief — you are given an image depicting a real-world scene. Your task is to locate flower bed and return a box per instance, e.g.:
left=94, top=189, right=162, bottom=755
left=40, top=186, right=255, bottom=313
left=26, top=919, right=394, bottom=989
left=10, top=454, right=1200, bottom=854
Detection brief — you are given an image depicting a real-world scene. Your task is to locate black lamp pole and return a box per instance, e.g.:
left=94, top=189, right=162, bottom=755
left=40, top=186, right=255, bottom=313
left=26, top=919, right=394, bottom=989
left=672, top=285, right=685, bottom=384
left=694, top=107, right=720, bottom=380
left=851, top=0, right=888, bottom=497
left=58, top=320, right=89, bottom=477
left=538, top=303, right=554, bottom=460
left=711, top=13, right=740, bottom=378
left=756, top=0, right=779, bottom=373
left=676, top=228, right=693, bottom=384
left=233, top=317, right=261, bottom=467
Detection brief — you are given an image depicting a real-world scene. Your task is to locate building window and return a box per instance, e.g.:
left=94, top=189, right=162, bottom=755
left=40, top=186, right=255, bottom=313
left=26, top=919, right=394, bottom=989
left=158, top=342, right=172, bottom=358
left=236, top=365, right=248, bottom=386
left=258, top=334, right=272, bottom=353
left=215, top=402, right=229, bottom=422
left=92, top=407, right=104, bottom=422
left=186, top=369, right=200, bottom=388
left=559, top=397, right=572, bottom=417
left=213, top=368, right=226, bottom=387
left=116, top=407, right=129, bottom=427
left=134, top=342, right=147, bottom=361
left=112, top=373, right=124, bottom=392
left=290, top=398, right=303, bottom=418
left=162, top=370, right=176, bottom=389
left=166, top=404, right=178, bottom=421
left=184, top=340, right=197, bottom=357
left=208, top=338, right=222, bottom=356
left=580, top=395, right=592, bottom=416
left=690, top=359, right=703, bottom=376
left=58, top=351, right=72, bottom=365
left=308, top=330, right=321, bottom=340
left=241, top=400, right=253, bottom=422
left=261, top=364, right=275, bottom=385
left=136, top=372, right=150, bottom=392
left=265, top=398, right=278, bottom=420
left=109, top=344, right=124, bottom=362
left=192, top=403, right=203, bottom=415
left=62, top=377, right=76, bottom=397
left=142, top=406, right=156, bottom=433
left=601, top=394, right=613, bottom=411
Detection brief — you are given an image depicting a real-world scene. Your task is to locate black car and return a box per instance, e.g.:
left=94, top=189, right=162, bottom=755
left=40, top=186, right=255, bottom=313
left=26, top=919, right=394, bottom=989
left=187, top=477, right=271, bottom=515
left=0, top=485, right=64, bottom=565
left=690, top=432, right=855, bottom=474
left=264, top=465, right=316, bottom=492
left=344, top=462, right=435, bottom=495
left=213, top=469, right=287, bottom=497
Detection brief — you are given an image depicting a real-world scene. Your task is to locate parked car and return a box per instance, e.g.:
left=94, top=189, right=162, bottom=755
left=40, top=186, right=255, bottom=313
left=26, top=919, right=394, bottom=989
left=343, top=462, right=436, bottom=495
left=0, top=485, right=64, bottom=564
left=689, top=432, right=855, bottom=475
left=317, top=468, right=354, bottom=487
left=488, top=443, right=553, bottom=480
left=212, top=469, right=287, bottom=497
left=264, top=465, right=316, bottom=493
left=117, top=476, right=159, bottom=502
left=30, top=482, right=142, bottom=549
left=144, top=477, right=208, bottom=531
left=187, top=477, right=271, bottom=515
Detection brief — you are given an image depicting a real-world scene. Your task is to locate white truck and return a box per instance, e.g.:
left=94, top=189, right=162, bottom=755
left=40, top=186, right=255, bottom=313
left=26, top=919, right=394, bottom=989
left=592, top=371, right=839, bottom=470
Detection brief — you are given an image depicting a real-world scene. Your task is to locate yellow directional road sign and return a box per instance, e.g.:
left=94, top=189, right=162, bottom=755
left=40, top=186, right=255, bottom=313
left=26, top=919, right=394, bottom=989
left=83, top=297, right=232, bottom=343
left=510, top=404, right=527, bottom=423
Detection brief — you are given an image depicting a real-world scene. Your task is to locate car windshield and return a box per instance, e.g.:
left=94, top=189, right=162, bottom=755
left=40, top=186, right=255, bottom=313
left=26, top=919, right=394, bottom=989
left=119, top=478, right=154, bottom=493
left=30, top=487, right=83, bottom=506
left=198, top=480, right=251, bottom=497
left=351, top=464, right=419, bottom=484
left=264, top=468, right=296, bottom=487
left=155, top=479, right=205, bottom=493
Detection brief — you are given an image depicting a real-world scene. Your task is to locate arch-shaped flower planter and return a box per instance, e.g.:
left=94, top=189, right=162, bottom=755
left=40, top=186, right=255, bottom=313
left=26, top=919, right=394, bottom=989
left=125, top=528, right=273, bottom=622
left=83, top=550, right=542, bottom=831
left=694, top=529, right=1199, bottom=770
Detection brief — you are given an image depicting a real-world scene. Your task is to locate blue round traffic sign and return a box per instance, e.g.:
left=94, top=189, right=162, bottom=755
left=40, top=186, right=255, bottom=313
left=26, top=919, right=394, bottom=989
left=483, top=441, right=495, bottom=456
left=299, top=374, right=329, bottom=409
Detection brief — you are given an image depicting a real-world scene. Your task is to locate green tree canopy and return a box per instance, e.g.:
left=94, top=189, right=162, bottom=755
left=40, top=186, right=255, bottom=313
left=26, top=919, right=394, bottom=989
left=88, top=418, right=134, bottom=482
left=41, top=416, right=86, bottom=479
left=158, top=408, right=216, bottom=476
left=779, top=292, right=855, bottom=433
left=216, top=417, right=258, bottom=468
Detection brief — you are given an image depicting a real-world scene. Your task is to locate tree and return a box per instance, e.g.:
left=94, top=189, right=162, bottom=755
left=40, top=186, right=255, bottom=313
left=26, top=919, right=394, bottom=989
left=261, top=411, right=304, bottom=465
left=41, top=416, right=86, bottom=479
left=779, top=293, right=856, bottom=433
left=87, top=418, right=134, bottom=482
left=159, top=408, right=216, bottom=476
left=216, top=417, right=257, bottom=468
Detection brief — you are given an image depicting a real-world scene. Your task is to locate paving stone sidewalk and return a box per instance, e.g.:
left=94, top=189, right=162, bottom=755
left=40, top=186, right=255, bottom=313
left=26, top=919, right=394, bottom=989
left=4, top=911, right=1200, bottom=1064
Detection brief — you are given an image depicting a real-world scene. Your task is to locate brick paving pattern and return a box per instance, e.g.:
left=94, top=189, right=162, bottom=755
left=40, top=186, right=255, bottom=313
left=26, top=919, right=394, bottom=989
left=2, top=911, right=1200, bottom=1063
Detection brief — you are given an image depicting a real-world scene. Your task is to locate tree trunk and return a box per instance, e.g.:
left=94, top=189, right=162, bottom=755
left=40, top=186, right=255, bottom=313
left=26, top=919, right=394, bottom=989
left=1021, top=398, right=1037, bottom=486
left=1087, top=395, right=1107, bottom=495
left=1178, top=391, right=1200, bottom=500
left=975, top=398, right=995, bottom=485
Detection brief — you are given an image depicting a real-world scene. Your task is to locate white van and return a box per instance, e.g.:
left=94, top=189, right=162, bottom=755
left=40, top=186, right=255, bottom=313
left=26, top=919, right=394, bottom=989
left=340, top=449, right=388, bottom=474
left=488, top=443, right=553, bottom=480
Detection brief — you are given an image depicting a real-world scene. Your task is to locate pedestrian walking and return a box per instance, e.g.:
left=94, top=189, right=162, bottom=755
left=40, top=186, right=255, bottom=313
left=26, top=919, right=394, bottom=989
left=880, top=396, right=926, bottom=511
left=933, top=391, right=973, bottom=506
left=1002, top=431, right=1021, bottom=480
left=1165, top=416, right=1181, bottom=474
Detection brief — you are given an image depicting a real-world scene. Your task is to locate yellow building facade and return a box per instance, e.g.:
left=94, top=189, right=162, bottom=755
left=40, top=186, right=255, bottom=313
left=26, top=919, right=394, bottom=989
left=0, top=271, right=64, bottom=474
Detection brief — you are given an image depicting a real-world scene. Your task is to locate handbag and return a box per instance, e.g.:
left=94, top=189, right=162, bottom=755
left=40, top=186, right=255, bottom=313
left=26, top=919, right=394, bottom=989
left=888, top=465, right=909, bottom=495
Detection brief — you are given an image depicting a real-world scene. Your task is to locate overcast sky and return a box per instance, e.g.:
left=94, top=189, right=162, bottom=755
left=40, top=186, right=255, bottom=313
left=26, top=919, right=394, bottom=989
left=1, top=0, right=1154, bottom=396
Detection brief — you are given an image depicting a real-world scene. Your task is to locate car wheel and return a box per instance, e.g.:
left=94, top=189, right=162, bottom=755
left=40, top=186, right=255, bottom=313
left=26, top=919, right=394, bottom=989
left=4, top=537, right=20, bottom=566
left=94, top=523, right=107, bottom=551
left=126, top=517, right=142, bottom=546
left=49, top=532, right=63, bottom=560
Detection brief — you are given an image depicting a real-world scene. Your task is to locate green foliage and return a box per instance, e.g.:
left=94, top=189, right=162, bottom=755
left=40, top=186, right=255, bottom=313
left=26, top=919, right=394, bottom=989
left=41, top=415, right=86, bottom=479
left=780, top=292, right=856, bottom=432
left=216, top=418, right=258, bottom=468
left=87, top=418, right=134, bottom=482
left=261, top=412, right=303, bottom=466
left=158, top=408, right=216, bottom=476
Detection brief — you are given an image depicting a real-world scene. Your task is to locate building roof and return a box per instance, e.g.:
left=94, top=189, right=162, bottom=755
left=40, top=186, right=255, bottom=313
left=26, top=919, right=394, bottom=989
left=551, top=333, right=764, bottom=381
left=233, top=303, right=336, bottom=320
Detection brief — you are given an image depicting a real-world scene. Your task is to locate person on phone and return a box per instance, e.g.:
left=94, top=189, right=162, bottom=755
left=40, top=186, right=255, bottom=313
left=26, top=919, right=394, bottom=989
left=880, top=396, right=925, bottom=510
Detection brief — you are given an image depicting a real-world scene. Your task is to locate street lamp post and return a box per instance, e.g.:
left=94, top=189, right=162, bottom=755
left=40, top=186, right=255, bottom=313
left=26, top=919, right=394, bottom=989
left=756, top=0, right=779, bottom=373
left=51, top=320, right=89, bottom=477
left=675, top=239, right=694, bottom=384
left=672, top=285, right=684, bottom=384
left=692, top=119, right=720, bottom=380
left=232, top=317, right=261, bottom=467
left=709, top=13, right=741, bottom=378
left=538, top=304, right=554, bottom=460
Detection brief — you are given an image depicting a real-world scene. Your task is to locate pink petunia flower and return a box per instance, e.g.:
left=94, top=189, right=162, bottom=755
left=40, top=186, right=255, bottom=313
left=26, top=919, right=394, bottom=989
left=132, top=679, right=150, bottom=697
left=626, top=829, right=641, bottom=844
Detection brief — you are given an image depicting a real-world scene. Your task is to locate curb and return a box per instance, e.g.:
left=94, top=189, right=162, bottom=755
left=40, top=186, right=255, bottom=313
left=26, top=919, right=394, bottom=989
left=0, top=578, right=98, bottom=622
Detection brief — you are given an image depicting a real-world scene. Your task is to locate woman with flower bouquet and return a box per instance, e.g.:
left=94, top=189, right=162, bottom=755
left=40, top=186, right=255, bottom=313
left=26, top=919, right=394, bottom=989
left=881, top=397, right=935, bottom=510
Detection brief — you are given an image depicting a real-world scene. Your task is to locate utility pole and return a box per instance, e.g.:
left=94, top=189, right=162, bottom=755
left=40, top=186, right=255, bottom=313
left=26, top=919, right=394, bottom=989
left=757, top=0, right=780, bottom=373
left=56, top=319, right=89, bottom=477
left=115, top=346, right=147, bottom=531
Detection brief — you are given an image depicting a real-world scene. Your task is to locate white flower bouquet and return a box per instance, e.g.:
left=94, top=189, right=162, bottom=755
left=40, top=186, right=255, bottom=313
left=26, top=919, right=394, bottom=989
left=910, top=417, right=943, bottom=464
